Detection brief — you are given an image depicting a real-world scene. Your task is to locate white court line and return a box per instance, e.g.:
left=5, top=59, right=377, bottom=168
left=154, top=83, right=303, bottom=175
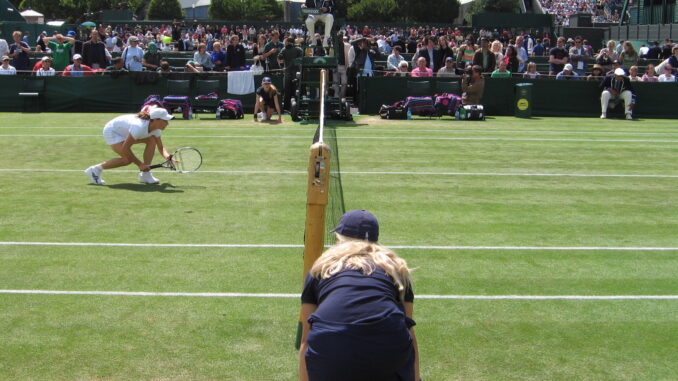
left=3, top=134, right=678, bottom=143
left=3, top=168, right=678, bottom=179
left=2, top=241, right=678, bottom=251
left=1, top=289, right=677, bottom=300
left=3, top=126, right=678, bottom=136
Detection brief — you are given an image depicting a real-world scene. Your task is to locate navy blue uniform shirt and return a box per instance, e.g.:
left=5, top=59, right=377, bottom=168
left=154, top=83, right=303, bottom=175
left=301, top=268, right=414, bottom=324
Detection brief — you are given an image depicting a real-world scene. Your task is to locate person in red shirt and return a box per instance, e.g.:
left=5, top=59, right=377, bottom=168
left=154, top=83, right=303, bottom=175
left=410, top=57, right=432, bottom=77
left=62, top=54, right=94, bottom=76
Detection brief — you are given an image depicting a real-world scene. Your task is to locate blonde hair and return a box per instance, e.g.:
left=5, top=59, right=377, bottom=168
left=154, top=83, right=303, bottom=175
left=136, top=111, right=151, bottom=120
left=310, top=237, right=412, bottom=301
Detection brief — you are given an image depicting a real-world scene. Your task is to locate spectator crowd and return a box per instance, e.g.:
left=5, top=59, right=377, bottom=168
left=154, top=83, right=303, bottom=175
left=540, top=0, right=623, bottom=26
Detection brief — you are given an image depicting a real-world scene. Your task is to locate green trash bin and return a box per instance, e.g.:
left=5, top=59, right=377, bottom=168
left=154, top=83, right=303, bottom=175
left=515, top=83, right=533, bottom=118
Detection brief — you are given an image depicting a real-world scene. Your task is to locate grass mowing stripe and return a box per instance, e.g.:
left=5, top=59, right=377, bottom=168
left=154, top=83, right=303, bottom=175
left=4, top=126, right=678, bottom=136
left=6, top=168, right=678, bottom=179
left=3, top=241, right=678, bottom=250
left=3, top=290, right=678, bottom=299
left=5, top=168, right=678, bottom=178
left=4, top=134, right=678, bottom=143
left=6, top=134, right=678, bottom=144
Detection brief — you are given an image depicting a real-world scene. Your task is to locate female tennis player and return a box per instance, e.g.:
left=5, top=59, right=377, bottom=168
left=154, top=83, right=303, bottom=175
left=84, top=107, right=173, bottom=185
left=299, top=210, right=420, bottom=381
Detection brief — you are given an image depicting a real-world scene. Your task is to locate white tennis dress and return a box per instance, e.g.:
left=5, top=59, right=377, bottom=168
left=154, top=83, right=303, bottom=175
left=102, top=114, right=162, bottom=145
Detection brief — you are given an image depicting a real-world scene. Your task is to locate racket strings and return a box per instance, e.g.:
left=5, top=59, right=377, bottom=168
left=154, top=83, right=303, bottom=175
left=173, top=149, right=202, bottom=172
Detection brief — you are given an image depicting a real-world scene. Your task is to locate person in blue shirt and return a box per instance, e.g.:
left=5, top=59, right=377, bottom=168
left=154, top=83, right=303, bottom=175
left=210, top=41, right=226, bottom=71
left=299, top=210, right=421, bottom=381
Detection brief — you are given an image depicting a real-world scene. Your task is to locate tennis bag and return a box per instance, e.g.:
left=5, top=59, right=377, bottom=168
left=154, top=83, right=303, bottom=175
left=434, top=93, right=463, bottom=116
left=379, top=100, right=407, bottom=120
left=195, top=92, right=219, bottom=101
left=140, top=94, right=163, bottom=111
left=457, top=104, right=485, bottom=121
left=404, top=96, right=436, bottom=116
left=216, top=99, right=244, bottom=120
left=162, top=95, right=193, bottom=119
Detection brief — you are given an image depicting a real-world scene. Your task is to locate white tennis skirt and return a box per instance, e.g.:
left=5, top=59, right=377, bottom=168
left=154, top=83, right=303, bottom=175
left=102, top=124, right=128, bottom=145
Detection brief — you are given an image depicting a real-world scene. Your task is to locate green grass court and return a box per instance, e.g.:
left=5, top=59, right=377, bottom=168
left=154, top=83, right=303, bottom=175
left=1, top=114, right=678, bottom=380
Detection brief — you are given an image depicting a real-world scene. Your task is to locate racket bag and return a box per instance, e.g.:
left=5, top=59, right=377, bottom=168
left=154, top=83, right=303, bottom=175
left=458, top=104, right=485, bottom=121
left=141, top=94, right=163, bottom=111
left=434, top=93, right=463, bottom=117
left=379, top=100, right=407, bottom=120
left=404, top=96, right=436, bottom=116
left=216, top=99, right=244, bottom=119
left=163, top=95, right=193, bottom=119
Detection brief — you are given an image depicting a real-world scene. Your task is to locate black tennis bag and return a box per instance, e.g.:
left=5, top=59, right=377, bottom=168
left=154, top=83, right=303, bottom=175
left=379, top=100, right=407, bottom=120
left=458, top=104, right=485, bottom=120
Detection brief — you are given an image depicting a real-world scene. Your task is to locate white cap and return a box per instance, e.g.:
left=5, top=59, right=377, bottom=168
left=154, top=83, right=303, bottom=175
left=72, top=54, right=82, bottom=60
left=149, top=107, right=174, bottom=121
left=614, top=68, right=626, bottom=76
left=564, top=63, right=573, bottom=71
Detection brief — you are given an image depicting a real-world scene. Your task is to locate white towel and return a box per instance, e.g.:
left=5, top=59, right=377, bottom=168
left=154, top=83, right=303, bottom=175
left=227, top=71, right=255, bottom=95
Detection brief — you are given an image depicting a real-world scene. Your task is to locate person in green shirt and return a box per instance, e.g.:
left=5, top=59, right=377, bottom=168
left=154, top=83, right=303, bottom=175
left=263, top=31, right=284, bottom=72
left=143, top=42, right=162, bottom=71
left=43, top=33, right=75, bottom=72
left=490, top=61, right=511, bottom=78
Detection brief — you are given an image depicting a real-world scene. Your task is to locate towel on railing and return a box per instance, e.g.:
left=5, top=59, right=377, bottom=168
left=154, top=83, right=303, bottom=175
left=227, top=71, right=255, bottom=95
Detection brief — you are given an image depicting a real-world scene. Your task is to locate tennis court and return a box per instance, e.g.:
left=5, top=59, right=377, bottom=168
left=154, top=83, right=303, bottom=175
left=1, top=113, right=678, bottom=380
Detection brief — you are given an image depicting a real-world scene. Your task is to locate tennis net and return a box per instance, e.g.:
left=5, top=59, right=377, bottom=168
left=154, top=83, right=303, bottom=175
left=313, top=122, right=345, bottom=246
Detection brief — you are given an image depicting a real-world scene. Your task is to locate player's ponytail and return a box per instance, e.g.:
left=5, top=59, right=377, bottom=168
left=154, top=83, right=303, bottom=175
left=136, top=111, right=151, bottom=120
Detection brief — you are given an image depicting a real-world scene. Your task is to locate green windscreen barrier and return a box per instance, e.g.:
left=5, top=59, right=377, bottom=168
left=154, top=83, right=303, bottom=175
left=0, top=73, right=282, bottom=113
left=1, top=74, right=676, bottom=118
left=358, top=76, right=678, bottom=119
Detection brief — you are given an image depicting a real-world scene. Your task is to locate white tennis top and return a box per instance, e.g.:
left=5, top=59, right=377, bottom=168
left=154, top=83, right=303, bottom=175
left=104, top=114, right=162, bottom=141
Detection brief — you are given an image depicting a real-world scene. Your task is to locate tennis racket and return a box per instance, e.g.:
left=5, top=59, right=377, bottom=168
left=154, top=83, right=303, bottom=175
left=150, top=147, right=202, bottom=173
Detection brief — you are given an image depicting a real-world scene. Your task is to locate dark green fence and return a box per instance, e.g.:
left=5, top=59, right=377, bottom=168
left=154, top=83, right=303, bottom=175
left=1, top=74, right=676, bottom=118
left=0, top=73, right=283, bottom=113
left=358, top=76, right=678, bottom=118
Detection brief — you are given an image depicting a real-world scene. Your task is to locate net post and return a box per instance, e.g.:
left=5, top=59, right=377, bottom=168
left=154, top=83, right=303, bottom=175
left=296, top=68, right=331, bottom=350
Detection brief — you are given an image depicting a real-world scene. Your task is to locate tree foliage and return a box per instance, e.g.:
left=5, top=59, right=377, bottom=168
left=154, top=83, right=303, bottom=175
left=464, top=0, right=520, bottom=24
left=147, top=0, right=183, bottom=20
left=346, top=0, right=397, bottom=22
left=209, top=0, right=282, bottom=21
left=343, top=0, right=460, bottom=23
left=18, top=0, right=149, bottom=22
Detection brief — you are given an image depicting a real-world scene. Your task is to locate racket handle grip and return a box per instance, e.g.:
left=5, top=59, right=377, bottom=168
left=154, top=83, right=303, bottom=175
left=149, top=163, right=164, bottom=169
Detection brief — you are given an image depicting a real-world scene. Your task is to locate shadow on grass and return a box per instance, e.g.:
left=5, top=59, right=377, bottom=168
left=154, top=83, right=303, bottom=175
left=106, top=183, right=185, bottom=193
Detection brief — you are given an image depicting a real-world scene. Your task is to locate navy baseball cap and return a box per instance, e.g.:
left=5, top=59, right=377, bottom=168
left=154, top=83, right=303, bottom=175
left=331, top=209, right=379, bottom=242
left=262, top=77, right=272, bottom=84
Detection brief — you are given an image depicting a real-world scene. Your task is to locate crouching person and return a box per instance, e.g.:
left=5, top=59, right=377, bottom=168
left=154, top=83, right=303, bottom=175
left=600, top=68, right=635, bottom=120
left=299, top=210, right=420, bottom=381
left=253, top=77, right=283, bottom=123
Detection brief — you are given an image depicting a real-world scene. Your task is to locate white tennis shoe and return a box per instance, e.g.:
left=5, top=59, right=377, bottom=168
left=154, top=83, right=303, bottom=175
left=84, top=165, right=105, bottom=185
left=139, top=171, right=160, bottom=184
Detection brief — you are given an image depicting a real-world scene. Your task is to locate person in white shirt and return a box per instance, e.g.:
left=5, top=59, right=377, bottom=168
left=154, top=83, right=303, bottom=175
left=386, top=45, right=405, bottom=71
left=0, top=38, right=9, bottom=59
left=0, top=55, right=16, bottom=74
left=104, top=33, right=118, bottom=52
left=36, top=56, right=55, bottom=76
left=121, top=36, right=144, bottom=71
left=437, top=57, right=458, bottom=77
left=84, top=107, right=174, bottom=185
left=658, top=65, right=676, bottom=82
